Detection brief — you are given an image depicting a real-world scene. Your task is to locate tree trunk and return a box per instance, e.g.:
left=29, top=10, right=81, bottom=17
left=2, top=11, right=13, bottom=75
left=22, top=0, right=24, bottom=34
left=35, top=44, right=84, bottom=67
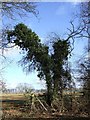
left=46, top=74, right=52, bottom=106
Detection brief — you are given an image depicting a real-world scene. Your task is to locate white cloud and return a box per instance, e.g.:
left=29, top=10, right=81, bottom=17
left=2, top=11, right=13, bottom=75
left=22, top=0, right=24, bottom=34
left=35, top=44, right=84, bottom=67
left=0, top=43, right=23, bottom=62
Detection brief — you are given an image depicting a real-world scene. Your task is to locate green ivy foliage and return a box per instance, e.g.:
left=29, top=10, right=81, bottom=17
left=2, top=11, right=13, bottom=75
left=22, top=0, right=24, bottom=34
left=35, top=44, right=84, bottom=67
left=7, top=23, right=72, bottom=106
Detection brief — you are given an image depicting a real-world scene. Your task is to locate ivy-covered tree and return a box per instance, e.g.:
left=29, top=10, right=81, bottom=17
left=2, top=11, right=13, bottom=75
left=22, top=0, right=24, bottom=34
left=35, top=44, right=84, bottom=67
left=7, top=23, right=73, bottom=106
left=7, top=23, right=53, bottom=106
left=51, top=39, right=71, bottom=99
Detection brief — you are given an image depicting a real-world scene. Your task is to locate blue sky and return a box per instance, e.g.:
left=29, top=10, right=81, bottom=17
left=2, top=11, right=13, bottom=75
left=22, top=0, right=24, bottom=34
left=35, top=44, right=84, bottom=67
left=1, top=2, right=88, bottom=89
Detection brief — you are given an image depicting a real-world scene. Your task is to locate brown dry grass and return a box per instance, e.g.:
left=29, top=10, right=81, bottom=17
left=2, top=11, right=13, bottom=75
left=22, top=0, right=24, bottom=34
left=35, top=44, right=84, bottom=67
left=0, top=94, right=25, bottom=100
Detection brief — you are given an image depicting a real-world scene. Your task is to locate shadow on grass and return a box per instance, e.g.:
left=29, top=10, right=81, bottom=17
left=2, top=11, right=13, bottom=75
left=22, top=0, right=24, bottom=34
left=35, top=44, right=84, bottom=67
left=2, top=100, right=25, bottom=106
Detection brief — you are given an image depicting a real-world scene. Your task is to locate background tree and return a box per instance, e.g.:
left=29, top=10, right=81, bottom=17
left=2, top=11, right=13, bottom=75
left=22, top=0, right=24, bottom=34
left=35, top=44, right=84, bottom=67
left=1, top=2, right=38, bottom=19
left=16, top=83, right=34, bottom=93
left=77, top=52, right=90, bottom=115
left=76, top=2, right=90, bottom=114
left=0, top=80, right=7, bottom=93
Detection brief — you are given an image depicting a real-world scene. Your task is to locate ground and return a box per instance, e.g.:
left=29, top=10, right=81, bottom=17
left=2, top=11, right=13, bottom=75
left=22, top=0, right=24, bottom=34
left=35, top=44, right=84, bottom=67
left=0, top=94, right=90, bottom=120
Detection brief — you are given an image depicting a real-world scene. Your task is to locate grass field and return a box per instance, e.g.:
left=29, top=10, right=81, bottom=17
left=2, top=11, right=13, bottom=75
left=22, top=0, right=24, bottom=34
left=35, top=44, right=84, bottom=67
left=1, top=94, right=26, bottom=118
left=0, top=94, right=25, bottom=100
left=1, top=93, right=53, bottom=118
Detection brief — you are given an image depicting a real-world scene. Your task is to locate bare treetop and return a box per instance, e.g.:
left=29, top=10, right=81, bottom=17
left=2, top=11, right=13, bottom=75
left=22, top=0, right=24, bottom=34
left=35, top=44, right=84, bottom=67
left=1, top=2, right=38, bottom=19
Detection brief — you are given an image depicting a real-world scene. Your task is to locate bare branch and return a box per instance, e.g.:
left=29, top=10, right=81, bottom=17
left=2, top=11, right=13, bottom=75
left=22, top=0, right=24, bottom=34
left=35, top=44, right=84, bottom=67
left=66, top=21, right=86, bottom=41
left=1, top=2, right=38, bottom=19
